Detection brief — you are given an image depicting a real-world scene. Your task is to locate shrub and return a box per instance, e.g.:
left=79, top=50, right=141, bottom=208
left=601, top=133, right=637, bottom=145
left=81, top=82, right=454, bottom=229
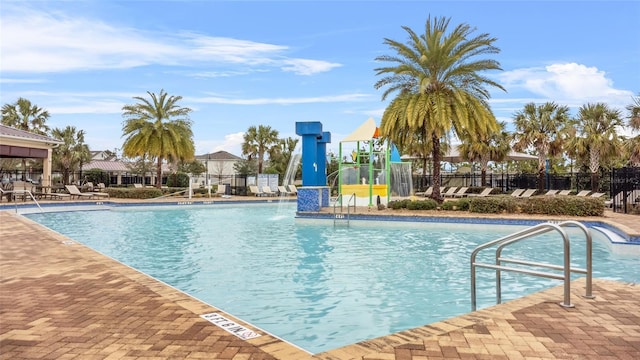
left=104, top=187, right=163, bottom=199
left=520, top=196, right=604, bottom=216
left=389, top=199, right=411, bottom=209
left=469, top=196, right=518, bottom=213
left=83, top=168, right=110, bottom=186
left=406, top=199, right=438, bottom=210
left=166, top=172, right=189, bottom=187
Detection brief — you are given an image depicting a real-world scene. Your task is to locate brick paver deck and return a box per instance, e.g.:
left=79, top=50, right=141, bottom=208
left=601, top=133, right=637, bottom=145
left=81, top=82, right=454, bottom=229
left=1, top=205, right=639, bottom=359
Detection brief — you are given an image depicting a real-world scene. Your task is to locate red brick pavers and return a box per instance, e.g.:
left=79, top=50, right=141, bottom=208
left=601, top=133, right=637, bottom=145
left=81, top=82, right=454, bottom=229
left=1, top=208, right=639, bottom=360
left=0, top=211, right=310, bottom=360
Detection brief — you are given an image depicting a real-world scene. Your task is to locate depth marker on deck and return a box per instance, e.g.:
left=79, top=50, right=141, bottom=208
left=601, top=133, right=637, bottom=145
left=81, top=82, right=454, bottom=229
left=201, top=312, right=261, bottom=340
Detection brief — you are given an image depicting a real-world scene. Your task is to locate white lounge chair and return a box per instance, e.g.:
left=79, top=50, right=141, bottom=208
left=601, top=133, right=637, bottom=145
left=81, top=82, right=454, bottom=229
left=590, top=192, right=606, bottom=198
left=249, top=185, right=264, bottom=197
left=65, top=184, right=109, bottom=199
left=510, top=189, right=525, bottom=197
left=469, top=188, right=494, bottom=197
left=214, top=184, right=226, bottom=197
left=262, top=186, right=277, bottom=197
left=287, top=184, right=298, bottom=195
left=557, top=190, right=571, bottom=196
left=452, top=187, right=470, bottom=198
left=576, top=190, right=591, bottom=197
left=519, top=189, right=537, bottom=198
left=544, top=190, right=559, bottom=196
left=278, top=185, right=294, bottom=196
left=442, top=187, right=459, bottom=197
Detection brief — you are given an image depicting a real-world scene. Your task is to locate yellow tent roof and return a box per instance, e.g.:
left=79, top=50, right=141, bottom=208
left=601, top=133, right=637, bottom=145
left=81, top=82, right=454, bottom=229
left=341, top=117, right=377, bottom=143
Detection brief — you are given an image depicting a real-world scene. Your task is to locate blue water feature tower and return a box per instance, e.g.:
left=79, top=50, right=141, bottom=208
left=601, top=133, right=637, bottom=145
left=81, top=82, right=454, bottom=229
left=295, top=121, right=331, bottom=212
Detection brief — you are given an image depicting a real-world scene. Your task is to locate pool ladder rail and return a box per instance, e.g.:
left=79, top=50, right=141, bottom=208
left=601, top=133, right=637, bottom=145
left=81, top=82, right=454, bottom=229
left=470, top=220, right=594, bottom=311
left=333, top=193, right=356, bottom=226
left=0, top=188, right=43, bottom=213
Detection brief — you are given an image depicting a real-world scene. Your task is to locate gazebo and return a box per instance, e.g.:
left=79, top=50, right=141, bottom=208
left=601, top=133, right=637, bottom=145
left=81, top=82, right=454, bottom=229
left=0, top=124, right=62, bottom=187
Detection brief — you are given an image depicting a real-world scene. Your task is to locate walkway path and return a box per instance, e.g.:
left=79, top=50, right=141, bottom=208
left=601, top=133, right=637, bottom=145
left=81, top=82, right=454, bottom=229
left=1, top=205, right=639, bottom=359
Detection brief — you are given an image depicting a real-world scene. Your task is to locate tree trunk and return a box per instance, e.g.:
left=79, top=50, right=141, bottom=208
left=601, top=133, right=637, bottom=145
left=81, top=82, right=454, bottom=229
left=156, top=157, right=163, bottom=189
left=430, top=135, right=443, bottom=202
left=591, top=172, right=599, bottom=193
left=537, top=166, right=545, bottom=193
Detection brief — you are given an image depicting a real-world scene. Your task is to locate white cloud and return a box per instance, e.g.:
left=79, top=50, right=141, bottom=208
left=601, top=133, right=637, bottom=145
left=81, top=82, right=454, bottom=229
left=0, top=5, right=341, bottom=75
left=498, top=62, right=634, bottom=110
left=281, top=58, right=342, bottom=75
left=193, top=93, right=371, bottom=105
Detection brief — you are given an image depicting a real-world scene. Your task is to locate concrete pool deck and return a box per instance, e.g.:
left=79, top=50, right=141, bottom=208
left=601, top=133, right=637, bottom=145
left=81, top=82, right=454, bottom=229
left=1, top=200, right=639, bottom=359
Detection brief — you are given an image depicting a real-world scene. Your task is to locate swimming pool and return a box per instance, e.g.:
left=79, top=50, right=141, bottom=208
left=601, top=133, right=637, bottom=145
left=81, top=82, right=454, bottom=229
left=26, top=203, right=640, bottom=354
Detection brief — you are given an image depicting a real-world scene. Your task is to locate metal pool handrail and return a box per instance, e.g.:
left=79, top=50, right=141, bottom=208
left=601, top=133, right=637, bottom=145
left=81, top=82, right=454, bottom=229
left=0, top=188, right=43, bottom=213
left=470, top=221, right=593, bottom=311
left=333, top=193, right=356, bottom=225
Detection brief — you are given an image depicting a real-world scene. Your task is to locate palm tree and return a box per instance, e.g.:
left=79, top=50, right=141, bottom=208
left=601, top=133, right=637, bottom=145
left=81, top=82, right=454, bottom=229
left=626, top=94, right=640, bottom=166
left=121, top=90, right=195, bottom=188
left=1, top=98, right=50, bottom=135
left=512, top=102, right=571, bottom=192
left=458, top=122, right=511, bottom=186
left=374, top=16, right=504, bottom=200
left=241, top=125, right=279, bottom=174
left=570, top=103, right=623, bottom=192
left=51, top=126, right=91, bottom=185
left=266, top=137, right=300, bottom=180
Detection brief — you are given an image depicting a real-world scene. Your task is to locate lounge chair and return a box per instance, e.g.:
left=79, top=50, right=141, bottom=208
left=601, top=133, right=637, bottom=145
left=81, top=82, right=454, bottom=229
left=544, top=190, right=559, bottom=196
left=10, top=181, right=33, bottom=201
left=519, top=189, right=537, bottom=198
left=416, top=186, right=433, bottom=197
left=287, top=184, right=298, bottom=195
left=133, top=183, right=144, bottom=189
left=65, top=184, right=103, bottom=199
left=469, top=188, right=494, bottom=197
left=442, top=187, right=459, bottom=197
left=278, top=185, right=294, bottom=196
left=214, top=184, right=226, bottom=197
left=262, top=186, right=277, bottom=197
left=452, top=187, right=470, bottom=198
left=590, top=192, right=606, bottom=198
left=557, top=190, right=571, bottom=196
left=510, top=189, right=525, bottom=197
left=576, top=190, right=591, bottom=197
left=249, top=185, right=264, bottom=197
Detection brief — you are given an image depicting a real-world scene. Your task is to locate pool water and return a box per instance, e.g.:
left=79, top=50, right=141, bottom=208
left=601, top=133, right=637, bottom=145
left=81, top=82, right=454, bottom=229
left=27, top=203, right=639, bottom=353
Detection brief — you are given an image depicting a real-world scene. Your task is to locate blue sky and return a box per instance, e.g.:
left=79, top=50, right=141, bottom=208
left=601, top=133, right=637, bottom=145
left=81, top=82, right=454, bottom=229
left=2, top=0, right=639, bottom=157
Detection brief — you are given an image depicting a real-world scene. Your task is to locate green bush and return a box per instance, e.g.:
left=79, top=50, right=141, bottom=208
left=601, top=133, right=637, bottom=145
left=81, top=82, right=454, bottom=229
left=469, top=196, right=518, bottom=213
left=406, top=199, right=438, bottom=210
left=520, top=196, right=604, bottom=216
left=104, top=187, right=163, bottom=199
left=166, top=172, right=189, bottom=187
left=441, top=198, right=471, bottom=211
left=83, top=168, right=110, bottom=186
left=389, top=199, right=411, bottom=209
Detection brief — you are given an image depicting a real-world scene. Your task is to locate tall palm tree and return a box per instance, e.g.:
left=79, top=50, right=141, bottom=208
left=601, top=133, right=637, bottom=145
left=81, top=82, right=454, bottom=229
left=626, top=94, right=640, bottom=166
left=512, top=102, right=571, bottom=192
left=121, top=90, right=194, bottom=188
left=51, top=126, right=91, bottom=185
left=242, top=125, right=279, bottom=174
left=458, top=122, right=511, bottom=186
left=1, top=97, right=50, bottom=135
left=374, top=16, right=504, bottom=200
left=571, top=103, right=623, bottom=192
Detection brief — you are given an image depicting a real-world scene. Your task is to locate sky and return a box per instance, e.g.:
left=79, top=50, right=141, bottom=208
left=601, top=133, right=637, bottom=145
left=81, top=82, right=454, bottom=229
left=1, top=0, right=639, bottom=158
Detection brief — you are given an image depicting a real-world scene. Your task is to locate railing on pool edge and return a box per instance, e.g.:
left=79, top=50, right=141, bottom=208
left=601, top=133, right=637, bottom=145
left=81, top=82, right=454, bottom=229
left=470, top=220, right=593, bottom=311
left=0, top=188, right=43, bottom=213
left=333, top=193, right=356, bottom=226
